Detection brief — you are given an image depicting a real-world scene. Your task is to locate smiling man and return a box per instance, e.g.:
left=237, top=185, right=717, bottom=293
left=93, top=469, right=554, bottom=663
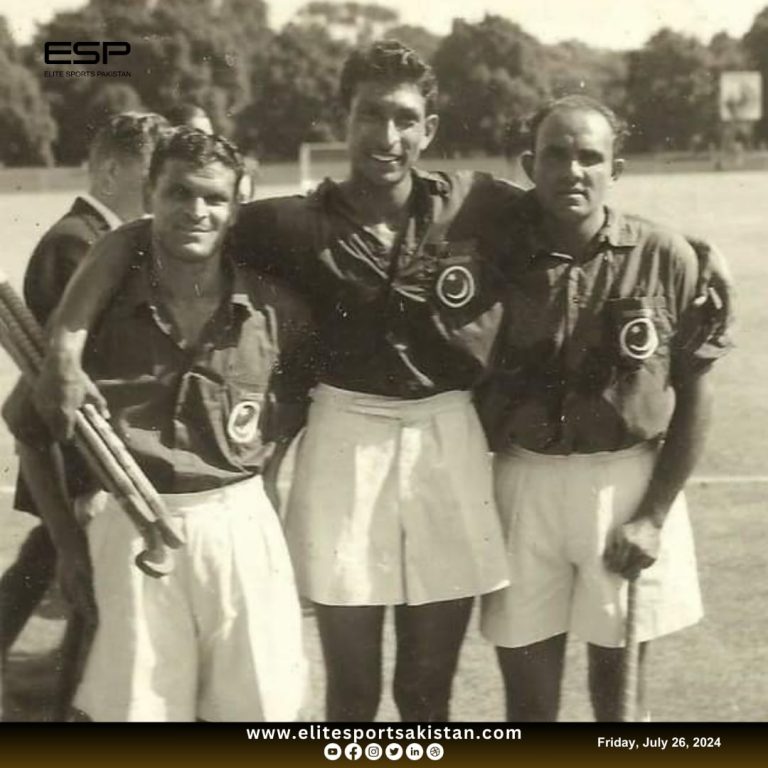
left=6, top=128, right=311, bottom=721
left=30, top=46, right=733, bottom=724
left=246, top=42, right=513, bottom=722
left=32, top=41, right=515, bottom=722
left=477, top=96, right=731, bottom=721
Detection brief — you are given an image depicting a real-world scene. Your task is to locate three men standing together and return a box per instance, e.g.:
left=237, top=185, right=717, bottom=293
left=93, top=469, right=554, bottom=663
left=4, top=40, right=731, bottom=722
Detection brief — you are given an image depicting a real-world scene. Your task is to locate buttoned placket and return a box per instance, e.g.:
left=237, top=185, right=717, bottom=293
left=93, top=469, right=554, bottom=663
left=533, top=223, right=611, bottom=448
left=561, top=259, right=577, bottom=442
left=535, top=251, right=578, bottom=445
left=144, top=292, right=246, bottom=471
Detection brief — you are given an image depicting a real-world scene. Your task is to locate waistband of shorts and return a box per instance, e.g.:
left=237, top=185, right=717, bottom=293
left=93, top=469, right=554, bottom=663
left=157, top=474, right=266, bottom=515
left=498, top=441, right=660, bottom=465
left=311, top=383, right=472, bottom=420
left=81, top=476, right=270, bottom=521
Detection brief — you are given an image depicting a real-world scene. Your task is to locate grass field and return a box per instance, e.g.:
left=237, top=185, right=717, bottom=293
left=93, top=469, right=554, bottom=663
left=1, top=168, right=766, bottom=722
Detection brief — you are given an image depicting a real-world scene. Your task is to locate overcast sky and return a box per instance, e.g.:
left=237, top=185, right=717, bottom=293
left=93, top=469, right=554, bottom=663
left=3, top=0, right=767, bottom=50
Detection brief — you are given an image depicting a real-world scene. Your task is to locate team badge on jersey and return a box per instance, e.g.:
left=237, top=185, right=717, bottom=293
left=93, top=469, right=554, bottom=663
left=619, top=316, right=659, bottom=360
left=227, top=399, right=262, bottom=444
left=436, top=264, right=476, bottom=309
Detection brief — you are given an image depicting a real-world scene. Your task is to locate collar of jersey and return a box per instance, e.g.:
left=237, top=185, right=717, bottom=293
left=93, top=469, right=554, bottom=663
left=307, top=168, right=450, bottom=213
left=518, top=191, right=643, bottom=259
left=116, top=234, right=256, bottom=319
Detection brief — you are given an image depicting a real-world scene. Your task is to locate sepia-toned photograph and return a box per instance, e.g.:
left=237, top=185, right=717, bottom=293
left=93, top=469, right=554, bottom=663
left=0, top=0, right=765, bottom=739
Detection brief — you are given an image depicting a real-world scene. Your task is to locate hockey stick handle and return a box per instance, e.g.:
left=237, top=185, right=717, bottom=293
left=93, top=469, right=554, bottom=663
left=621, top=577, right=640, bottom=722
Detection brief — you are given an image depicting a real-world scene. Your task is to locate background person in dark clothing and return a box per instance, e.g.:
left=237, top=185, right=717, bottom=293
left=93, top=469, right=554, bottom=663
left=0, top=111, right=168, bottom=717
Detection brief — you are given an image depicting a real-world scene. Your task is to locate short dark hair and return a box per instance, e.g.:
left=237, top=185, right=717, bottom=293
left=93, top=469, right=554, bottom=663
left=527, top=95, right=629, bottom=155
left=148, top=126, right=245, bottom=192
left=90, top=111, right=170, bottom=169
left=339, top=40, right=438, bottom=113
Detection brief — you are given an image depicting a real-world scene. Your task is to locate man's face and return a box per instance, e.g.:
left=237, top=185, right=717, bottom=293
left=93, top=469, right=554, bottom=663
left=149, top=159, right=238, bottom=263
left=346, top=80, right=438, bottom=187
left=526, top=108, right=623, bottom=224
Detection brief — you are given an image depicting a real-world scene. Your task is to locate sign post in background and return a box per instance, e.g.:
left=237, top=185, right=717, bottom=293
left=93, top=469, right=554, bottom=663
left=718, top=70, right=763, bottom=167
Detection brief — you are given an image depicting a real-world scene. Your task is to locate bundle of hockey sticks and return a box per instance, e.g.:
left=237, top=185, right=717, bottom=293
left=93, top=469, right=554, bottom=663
left=0, top=270, right=183, bottom=578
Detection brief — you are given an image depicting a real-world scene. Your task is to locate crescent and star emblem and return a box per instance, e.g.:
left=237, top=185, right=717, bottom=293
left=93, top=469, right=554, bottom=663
left=227, top=400, right=262, bottom=444
left=619, top=317, right=659, bottom=360
left=436, top=265, right=476, bottom=309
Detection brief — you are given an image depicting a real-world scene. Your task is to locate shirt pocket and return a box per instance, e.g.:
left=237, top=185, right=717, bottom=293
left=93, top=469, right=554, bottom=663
left=606, top=296, right=673, bottom=370
left=221, top=383, right=275, bottom=468
left=430, top=240, right=487, bottom=316
left=183, top=368, right=270, bottom=466
left=426, top=240, right=505, bottom=365
left=224, top=386, right=265, bottom=446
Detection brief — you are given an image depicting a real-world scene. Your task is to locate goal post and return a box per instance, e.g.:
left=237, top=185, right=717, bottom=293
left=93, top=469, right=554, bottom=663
left=298, top=141, right=348, bottom=193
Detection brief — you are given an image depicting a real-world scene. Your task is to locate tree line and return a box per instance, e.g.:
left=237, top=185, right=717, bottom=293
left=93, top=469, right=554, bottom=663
left=2, top=0, right=768, bottom=166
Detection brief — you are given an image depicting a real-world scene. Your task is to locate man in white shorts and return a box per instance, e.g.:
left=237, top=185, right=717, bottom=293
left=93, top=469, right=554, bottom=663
left=478, top=95, right=732, bottom=721
left=4, top=128, right=311, bottom=721
left=28, top=49, right=732, bottom=723
left=28, top=41, right=515, bottom=723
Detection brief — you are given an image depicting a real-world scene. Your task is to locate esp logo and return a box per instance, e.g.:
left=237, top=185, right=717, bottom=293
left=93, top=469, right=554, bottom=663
left=44, top=41, right=131, bottom=65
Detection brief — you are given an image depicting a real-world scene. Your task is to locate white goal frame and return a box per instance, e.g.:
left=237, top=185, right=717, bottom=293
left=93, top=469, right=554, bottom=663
left=298, top=141, right=348, bottom=193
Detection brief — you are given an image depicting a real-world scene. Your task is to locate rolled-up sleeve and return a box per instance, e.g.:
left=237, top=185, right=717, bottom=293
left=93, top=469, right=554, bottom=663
left=671, top=237, right=734, bottom=381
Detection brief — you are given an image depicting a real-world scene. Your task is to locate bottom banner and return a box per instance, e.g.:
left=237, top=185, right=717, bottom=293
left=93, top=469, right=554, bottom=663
left=1, top=722, right=765, bottom=768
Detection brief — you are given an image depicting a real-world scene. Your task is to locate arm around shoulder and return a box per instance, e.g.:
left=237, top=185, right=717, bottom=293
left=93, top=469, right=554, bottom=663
left=33, top=223, right=146, bottom=439
left=50, top=220, right=149, bottom=338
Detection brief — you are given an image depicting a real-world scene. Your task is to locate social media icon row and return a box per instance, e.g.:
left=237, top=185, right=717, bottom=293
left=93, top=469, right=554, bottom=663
left=323, top=742, right=444, bottom=761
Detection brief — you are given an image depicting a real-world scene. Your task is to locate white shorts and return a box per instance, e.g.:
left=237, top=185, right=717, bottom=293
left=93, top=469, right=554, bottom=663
left=284, top=384, right=509, bottom=606
left=481, top=444, right=703, bottom=649
left=74, top=475, right=307, bottom=721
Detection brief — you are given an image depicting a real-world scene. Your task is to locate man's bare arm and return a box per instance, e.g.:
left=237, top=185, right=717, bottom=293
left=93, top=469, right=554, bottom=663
left=603, top=371, right=713, bottom=579
left=35, top=228, right=138, bottom=438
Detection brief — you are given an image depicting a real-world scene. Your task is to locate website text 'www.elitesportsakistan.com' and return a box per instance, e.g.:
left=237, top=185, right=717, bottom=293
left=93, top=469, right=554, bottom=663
left=246, top=725, right=523, bottom=742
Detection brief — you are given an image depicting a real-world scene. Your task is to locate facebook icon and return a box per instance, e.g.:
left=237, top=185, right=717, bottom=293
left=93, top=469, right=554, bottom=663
left=345, top=744, right=363, bottom=760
